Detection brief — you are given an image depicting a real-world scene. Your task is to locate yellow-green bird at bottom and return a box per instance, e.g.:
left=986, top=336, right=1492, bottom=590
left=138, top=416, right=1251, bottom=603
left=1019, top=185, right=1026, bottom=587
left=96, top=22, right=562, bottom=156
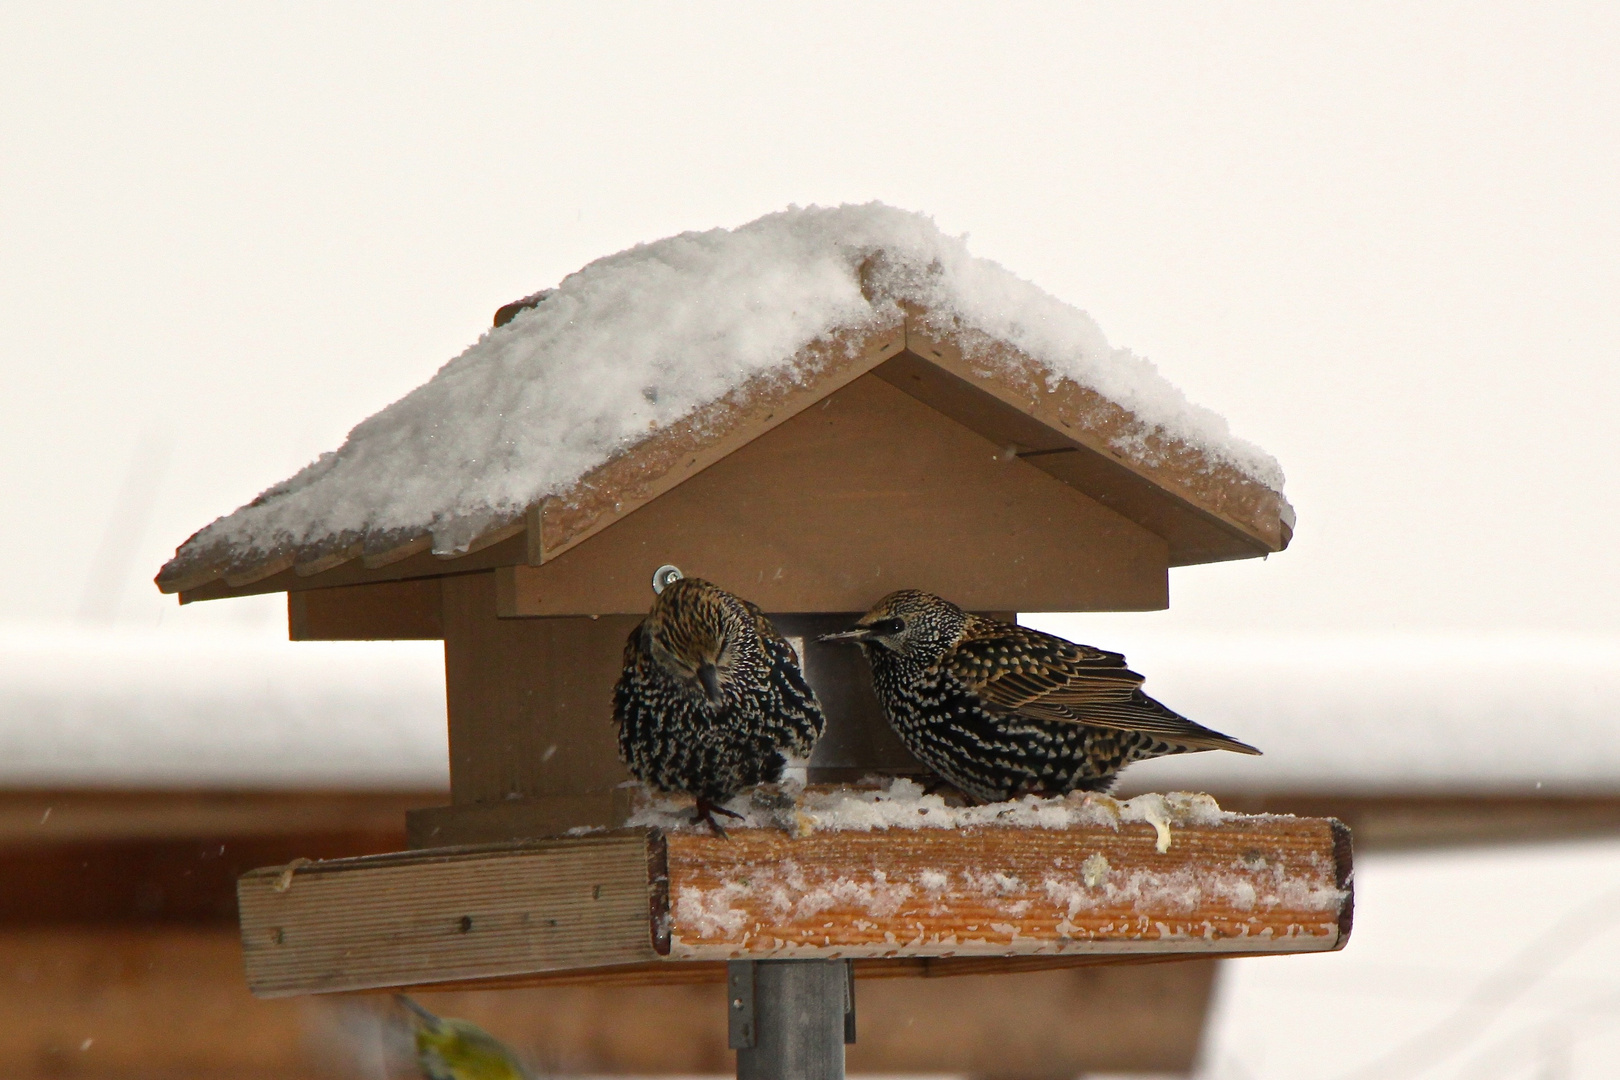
left=396, top=996, right=534, bottom=1080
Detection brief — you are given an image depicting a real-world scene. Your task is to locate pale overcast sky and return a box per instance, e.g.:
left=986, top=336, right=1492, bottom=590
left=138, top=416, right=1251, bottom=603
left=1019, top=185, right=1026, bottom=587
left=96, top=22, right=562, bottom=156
left=4, top=2, right=1617, bottom=636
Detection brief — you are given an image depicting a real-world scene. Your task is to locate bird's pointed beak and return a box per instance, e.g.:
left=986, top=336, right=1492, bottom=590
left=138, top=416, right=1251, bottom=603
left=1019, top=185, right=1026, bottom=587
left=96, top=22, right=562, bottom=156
left=697, top=662, right=723, bottom=703
left=818, top=626, right=872, bottom=644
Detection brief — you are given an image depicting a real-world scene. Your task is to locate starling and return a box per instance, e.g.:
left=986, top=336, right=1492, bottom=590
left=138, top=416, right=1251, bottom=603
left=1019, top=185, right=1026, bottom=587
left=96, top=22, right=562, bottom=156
left=614, top=574, right=826, bottom=833
left=396, top=996, right=532, bottom=1080
left=822, top=590, right=1259, bottom=802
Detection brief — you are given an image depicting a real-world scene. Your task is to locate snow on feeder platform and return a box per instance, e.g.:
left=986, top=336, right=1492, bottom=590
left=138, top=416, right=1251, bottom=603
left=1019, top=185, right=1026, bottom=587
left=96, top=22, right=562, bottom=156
left=156, top=204, right=1341, bottom=1034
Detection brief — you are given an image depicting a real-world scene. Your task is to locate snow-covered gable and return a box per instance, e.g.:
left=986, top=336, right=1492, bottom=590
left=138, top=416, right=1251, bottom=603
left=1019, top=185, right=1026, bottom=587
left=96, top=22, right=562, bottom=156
left=158, top=203, right=1288, bottom=595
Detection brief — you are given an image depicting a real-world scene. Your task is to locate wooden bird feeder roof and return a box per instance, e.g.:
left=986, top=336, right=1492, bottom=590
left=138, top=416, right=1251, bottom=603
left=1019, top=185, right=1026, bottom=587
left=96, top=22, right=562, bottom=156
left=157, top=205, right=1292, bottom=615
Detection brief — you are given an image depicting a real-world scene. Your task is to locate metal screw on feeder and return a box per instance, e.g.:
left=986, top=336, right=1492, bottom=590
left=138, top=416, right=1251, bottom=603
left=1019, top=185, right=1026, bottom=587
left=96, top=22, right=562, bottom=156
left=651, top=564, right=684, bottom=594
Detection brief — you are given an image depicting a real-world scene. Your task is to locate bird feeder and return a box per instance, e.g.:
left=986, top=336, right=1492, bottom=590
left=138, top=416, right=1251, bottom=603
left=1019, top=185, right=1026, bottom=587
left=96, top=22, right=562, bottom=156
left=157, top=207, right=1349, bottom=1078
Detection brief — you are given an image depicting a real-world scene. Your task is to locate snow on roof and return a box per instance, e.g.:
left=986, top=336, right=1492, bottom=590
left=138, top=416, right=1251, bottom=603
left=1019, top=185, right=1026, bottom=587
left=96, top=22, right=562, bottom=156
left=5, top=626, right=1617, bottom=794
left=166, top=203, right=1283, bottom=574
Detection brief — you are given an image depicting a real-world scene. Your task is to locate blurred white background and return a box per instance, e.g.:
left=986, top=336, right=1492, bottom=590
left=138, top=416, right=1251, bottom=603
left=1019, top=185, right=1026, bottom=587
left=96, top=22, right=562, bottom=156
left=5, top=3, right=1620, bottom=1077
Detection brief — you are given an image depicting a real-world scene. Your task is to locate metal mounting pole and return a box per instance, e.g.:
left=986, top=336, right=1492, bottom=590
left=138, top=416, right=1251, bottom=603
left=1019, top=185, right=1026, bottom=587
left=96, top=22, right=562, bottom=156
left=730, top=959, right=854, bottom=1080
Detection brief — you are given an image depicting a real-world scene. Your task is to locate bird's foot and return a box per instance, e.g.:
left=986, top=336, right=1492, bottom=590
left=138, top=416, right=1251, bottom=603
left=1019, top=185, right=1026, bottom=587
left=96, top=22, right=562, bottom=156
left=694, top=797, right=745, bottom=838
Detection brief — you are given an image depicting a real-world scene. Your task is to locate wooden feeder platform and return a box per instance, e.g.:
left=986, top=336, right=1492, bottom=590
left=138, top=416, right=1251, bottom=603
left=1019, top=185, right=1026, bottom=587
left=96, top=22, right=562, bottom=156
left=237, top=799, right=1351, bottom=998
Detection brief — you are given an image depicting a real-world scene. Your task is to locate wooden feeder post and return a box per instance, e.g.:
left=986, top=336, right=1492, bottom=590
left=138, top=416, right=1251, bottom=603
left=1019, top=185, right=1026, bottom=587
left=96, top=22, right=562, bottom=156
left=157, top=225, right=1344, bottom=1079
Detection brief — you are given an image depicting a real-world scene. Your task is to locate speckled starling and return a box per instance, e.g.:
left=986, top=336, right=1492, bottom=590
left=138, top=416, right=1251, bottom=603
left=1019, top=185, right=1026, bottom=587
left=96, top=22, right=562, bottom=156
left=822, top=590, right=1259, bottom=802
left=614, top=575, right=826, bottom=833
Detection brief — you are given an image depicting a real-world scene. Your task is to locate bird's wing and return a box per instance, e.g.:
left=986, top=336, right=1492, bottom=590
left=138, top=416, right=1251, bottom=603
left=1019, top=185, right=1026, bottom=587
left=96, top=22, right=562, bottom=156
left=948, top=618, right=1145, bottom=712
left=746, top=603, right=823, bottom=721
left=949, top=618, right=1260, bottom=754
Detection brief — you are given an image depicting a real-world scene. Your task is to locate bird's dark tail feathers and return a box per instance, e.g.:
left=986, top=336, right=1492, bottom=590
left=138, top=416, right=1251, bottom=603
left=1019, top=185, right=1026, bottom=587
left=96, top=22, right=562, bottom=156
left=1074, top=692, right=1263, bottom=756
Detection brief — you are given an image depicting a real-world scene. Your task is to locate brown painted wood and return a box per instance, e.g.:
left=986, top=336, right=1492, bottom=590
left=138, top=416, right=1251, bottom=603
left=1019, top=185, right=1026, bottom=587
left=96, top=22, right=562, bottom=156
left=535, top=322, right=908, bottom=564
left=287, top=578, right=444, bottom=640
left=441, top=572, right=637, bottom=809
left=874, top=348, right=1279, bottom=566
left=900, top=320, right=1291, bottom=558
left=498, top=373, right=1169, bottom=615
left=236, top=813, right=1349, bottom=996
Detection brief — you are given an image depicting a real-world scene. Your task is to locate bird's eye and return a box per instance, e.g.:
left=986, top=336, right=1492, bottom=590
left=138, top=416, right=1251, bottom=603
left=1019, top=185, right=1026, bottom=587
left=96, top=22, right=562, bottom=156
left=867, top=618, right=905, bottom=636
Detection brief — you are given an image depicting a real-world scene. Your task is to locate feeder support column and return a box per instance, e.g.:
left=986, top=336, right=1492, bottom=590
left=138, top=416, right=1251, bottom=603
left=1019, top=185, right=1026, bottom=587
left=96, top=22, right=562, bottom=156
left=730, top=959, right=854, bottom=1080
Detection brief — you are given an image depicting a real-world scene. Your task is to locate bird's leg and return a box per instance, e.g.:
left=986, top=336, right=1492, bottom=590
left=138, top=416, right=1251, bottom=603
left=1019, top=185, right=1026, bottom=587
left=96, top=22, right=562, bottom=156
left=694, top=797, right=745, bottom=838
